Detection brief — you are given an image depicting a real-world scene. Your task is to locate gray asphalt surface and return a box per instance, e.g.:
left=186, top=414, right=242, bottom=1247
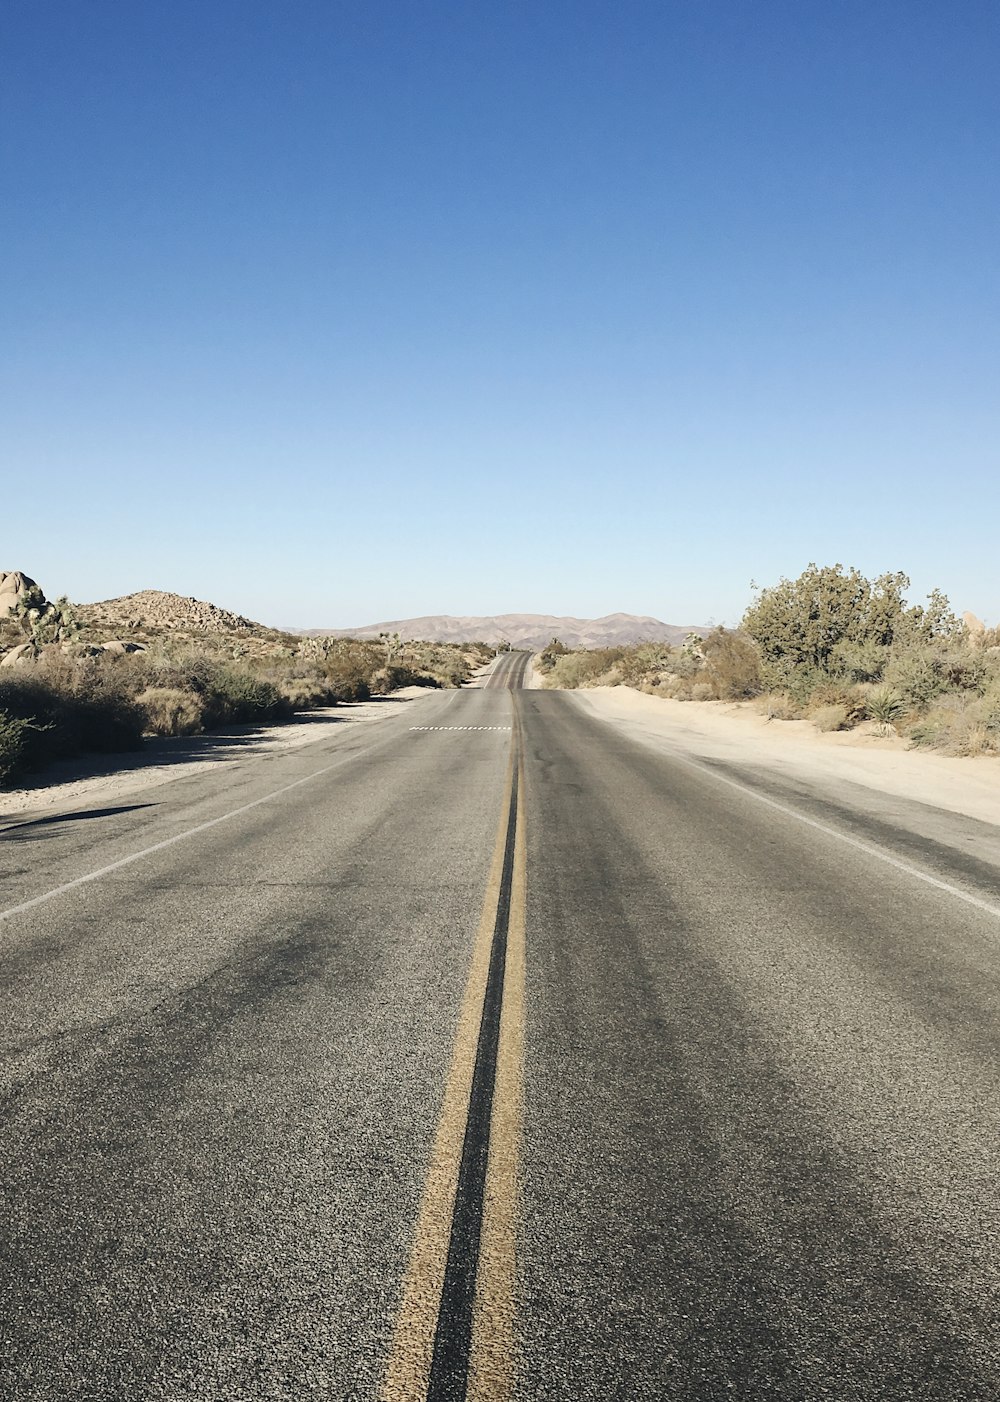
left=3, top=655, right=1000, bottom=1399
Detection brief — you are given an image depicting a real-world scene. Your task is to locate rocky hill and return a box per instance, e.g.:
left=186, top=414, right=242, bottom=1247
left=77, top=590, right=281, bottom=641
left=293, top=612, right=707, bottom=649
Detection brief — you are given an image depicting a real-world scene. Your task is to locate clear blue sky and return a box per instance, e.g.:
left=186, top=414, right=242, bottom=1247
left=2, top=1, right=997, bottom=628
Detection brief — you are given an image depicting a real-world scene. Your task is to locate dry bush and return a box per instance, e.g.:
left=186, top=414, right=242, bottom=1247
left=279, top=678, right=336, bottom=710
left=546, top=650, right=623, bottom=689
left=700, top=628, right=762, bottom=699
left=369, top=665, right=439, bottom=695
left=811, top=703, right=850, bottom=732
left=617, top=644, right=676, bottom=687
left=756, top=693, right=801, bottom=721
left=137, top=687, right=205, bottom=736
left=0, top=666, right=144, bottom=782
left=804, top=683, right=868, bottom=727
left=690, top=681, right=715, bottom=702
left=906, top=689, right=1000, bottom=756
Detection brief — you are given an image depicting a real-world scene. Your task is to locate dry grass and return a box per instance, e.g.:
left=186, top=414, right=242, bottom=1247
left=811, top=703, right=850, bottom=732
left=137, top=687, right=205, bottom=736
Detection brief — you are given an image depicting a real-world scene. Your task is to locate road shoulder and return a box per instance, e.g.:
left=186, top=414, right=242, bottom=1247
left=567, top=685, right=1000, bottom=828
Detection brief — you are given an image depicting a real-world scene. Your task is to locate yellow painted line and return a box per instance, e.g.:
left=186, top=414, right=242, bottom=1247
left=469, top=714, right=526, bottom=1399
left=380, top=732, right=519, bottom=1402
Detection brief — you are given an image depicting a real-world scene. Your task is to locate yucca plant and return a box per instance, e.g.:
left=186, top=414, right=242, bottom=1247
left=866, top=685, right=904, bottom=727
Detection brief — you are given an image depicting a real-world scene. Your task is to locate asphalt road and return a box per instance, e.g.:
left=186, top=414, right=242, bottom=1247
left=3, top=651, right=1000, bottom=1400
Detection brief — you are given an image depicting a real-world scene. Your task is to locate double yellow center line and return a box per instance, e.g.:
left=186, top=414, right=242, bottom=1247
left=381, top=700, right=527, bottom=1402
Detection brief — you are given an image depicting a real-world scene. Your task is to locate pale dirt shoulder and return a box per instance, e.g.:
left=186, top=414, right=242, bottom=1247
left=570, top=686, right=1000, bottom=828
left=0, top=686, right=433, bottom=820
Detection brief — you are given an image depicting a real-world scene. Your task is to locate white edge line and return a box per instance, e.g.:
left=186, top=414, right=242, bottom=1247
left=1, top=751, right=359, bottom=924
left=674, top=751, right=1000, bottom=923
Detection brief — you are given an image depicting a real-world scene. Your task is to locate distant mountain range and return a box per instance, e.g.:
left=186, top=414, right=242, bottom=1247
left=288, top=613, right=707, bottom=650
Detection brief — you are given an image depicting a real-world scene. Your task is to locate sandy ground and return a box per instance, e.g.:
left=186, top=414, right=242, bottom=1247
left=0, top=686, right=434, bottom=821
left=568, top=685, right=1000, bottom=827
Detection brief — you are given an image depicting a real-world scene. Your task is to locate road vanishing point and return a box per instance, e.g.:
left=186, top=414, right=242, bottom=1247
left=3, top=650, right=1000, bottom=1399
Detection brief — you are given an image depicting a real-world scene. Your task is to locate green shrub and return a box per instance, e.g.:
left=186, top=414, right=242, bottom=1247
left=829, top=639, right=889, bottom=683
left=884, top=650, right=945, bottom=710
left=866, top=685, right=904, bottom=725
left=743, top=565, right=959, bottom=673
left=0, top=712, right=38, bottom=783
left=200, top=669, right=290, bottom=726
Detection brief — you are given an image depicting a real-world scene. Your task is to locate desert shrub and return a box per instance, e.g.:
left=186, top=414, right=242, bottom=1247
left=756, top=693, right=802, bottom=721
left=904, top=693, right=996, bottom=755
left=665, top=650, right=700, bottom=680
left=536, top=638, right=571, bottom=674
left=279, top=678, right=337, bottom=710
left=866, top=685, right=904, bottom=725
left=804, top=683, right=868, bottom=726
left=0, top=670, right=144, bottom=777
left=811, top=704, right=850, bottom=732
left=700, top=628, right=762, bottom=700
left=409, top=645, right=474, bottom=687
left=368, top=665, right=439, bottom=695
left=137, top=687, right=205, bottom=736
left=545, top=649, right=625, bottom=689
left=884, top=649, right=946, bottom=711
left=617, top=644, right=677, bottom=688
left=0, top=712, right=39, bottom=783
left=430, top=659, right=469, bottom=688
left=760, top=659, right=829, bottom=704
left=323, top=659, right=372, bottom=702
left=199, top=669, right=290, bottom=726
left=936, top=649, right=992, bottom=694
left=691, top=681, right=715, bottom=701
left=744, top=565, right=959, bottom=673
left=829, top=639, right=889, bottom=683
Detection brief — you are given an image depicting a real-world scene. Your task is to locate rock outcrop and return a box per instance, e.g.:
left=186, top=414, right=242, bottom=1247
left=964, top=611, right=987, bottom=645
left=0, top=570, right=42, bottom=616
left=77, top=590, right=268, bottom=637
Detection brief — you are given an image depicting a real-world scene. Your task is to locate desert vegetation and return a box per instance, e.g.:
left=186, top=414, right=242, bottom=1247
left=538, top=565, right=1000, bottom=758
left=0, top=580, right=491, bottom=785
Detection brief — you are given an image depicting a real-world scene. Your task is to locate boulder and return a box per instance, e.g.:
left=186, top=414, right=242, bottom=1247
left=963, top=611, right=987, bottom=644
left=0, top=571, right=42, bottom=616
left=0, top=642, right=37, bottom=668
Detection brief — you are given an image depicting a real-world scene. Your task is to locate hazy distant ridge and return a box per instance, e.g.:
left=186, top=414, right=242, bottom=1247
left=292, top=613, right=706, bottom=649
